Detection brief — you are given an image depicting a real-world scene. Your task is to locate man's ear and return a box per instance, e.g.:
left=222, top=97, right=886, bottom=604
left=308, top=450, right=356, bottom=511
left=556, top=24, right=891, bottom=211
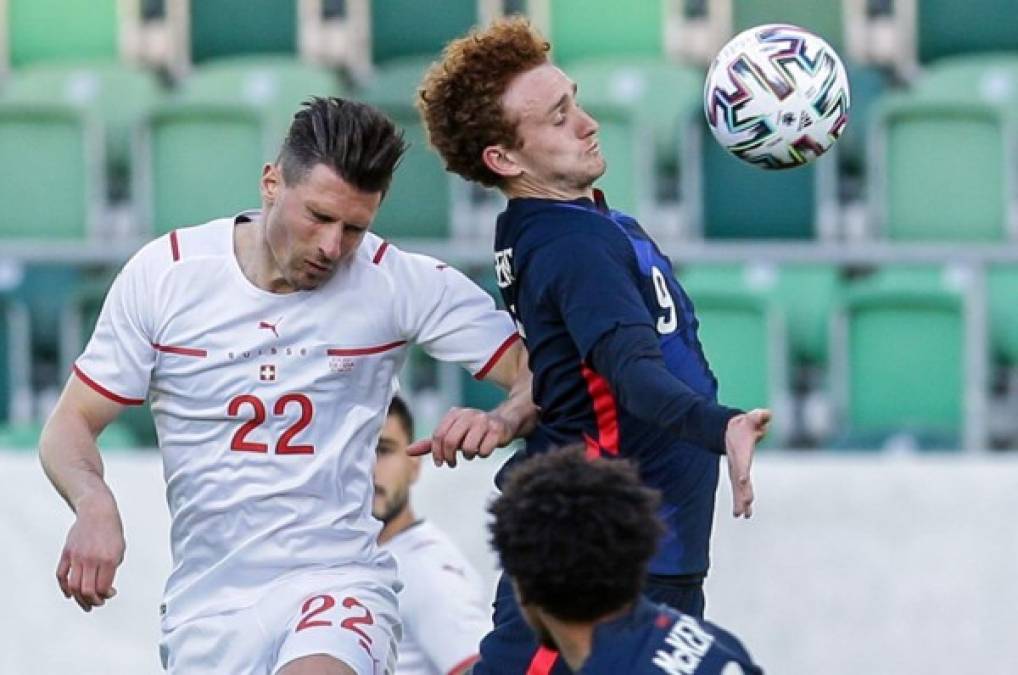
left=260, top=163, right=281, bottom=205
left=482, top=145, right=524, bottom=180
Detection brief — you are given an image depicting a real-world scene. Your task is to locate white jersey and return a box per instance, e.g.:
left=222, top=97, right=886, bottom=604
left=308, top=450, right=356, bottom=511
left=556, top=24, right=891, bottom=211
left=75, top=213, right=518, bottom=631
left=382, top=521, right=491, bottom=675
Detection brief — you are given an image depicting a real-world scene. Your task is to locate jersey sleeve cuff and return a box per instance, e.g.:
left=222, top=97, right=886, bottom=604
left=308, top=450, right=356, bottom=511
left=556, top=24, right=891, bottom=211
left=73, top=364, right=146, bottom=406
left=703, top=403, right=742, bottom=454
left=473, top=333, right=521, bottom=381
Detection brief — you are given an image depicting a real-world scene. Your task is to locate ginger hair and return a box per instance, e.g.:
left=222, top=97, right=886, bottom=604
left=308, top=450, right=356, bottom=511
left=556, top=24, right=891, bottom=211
left=417, top=17, right=550, bottom=187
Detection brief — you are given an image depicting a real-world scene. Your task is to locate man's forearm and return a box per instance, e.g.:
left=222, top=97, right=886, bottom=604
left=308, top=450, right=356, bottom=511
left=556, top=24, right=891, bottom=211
left=481, top=339, right=539, bottom=440
left=590, top=324, right=741, bottom=453
left=493, top=366, right=539, bottom=440
left=39, top=412, right=114, bottom=513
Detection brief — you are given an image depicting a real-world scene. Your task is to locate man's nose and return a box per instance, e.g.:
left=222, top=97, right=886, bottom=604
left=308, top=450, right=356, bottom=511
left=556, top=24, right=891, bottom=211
left=578, top=108, right=599, bottom=137
left=320, top=227, right=343, bottom=261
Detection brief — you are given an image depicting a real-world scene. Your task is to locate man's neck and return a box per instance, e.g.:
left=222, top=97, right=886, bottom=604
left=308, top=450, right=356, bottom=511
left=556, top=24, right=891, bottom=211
left=544, top=602, right=635, bottom=671
left=234, top=216, right=295, bottom=294
left=503, top=176, right=594, bottom=202
left=378, top=506, right=417, bottom=545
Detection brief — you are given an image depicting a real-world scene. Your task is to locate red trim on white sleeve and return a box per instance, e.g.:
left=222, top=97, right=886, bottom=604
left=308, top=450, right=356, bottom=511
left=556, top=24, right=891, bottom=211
left=327, top=340, right=407, bottom=357
left=170, top=230, right=180, bottom=262
left=473, top=333, right=520, bottom=381
left=73, top=365, right=145, bottom=406
left=152, top=343, right=207, bottom=358
left=446, top=654, right=481, bottom=675
left=372, top=241, right=390, bottom=264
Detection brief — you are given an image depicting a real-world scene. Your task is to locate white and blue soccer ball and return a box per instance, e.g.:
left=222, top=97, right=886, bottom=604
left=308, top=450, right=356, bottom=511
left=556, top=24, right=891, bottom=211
left=704, top=24, right=851, bottom=169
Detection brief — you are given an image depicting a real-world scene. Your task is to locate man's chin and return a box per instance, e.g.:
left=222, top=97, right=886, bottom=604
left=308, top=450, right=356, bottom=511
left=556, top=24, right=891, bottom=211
left=294, top=275, right=326, bottom=291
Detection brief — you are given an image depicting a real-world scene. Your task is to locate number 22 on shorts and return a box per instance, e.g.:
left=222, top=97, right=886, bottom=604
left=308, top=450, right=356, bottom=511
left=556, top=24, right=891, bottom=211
left=296, top=594, right=376, bottom=654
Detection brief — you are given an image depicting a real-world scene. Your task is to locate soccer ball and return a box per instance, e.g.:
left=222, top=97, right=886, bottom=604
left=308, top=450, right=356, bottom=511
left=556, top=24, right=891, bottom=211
left=703, top=24, right=851, bottom=170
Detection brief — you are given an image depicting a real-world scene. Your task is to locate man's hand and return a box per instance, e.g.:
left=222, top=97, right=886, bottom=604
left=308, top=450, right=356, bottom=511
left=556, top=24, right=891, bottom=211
left=406, top=407, right=513, bottom=468
left=724, top=408, right=771, bottom=519
left=56, top=492, right=125, bottom=612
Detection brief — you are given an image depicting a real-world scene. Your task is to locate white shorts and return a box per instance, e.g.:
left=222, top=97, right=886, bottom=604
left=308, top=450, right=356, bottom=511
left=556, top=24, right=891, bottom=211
left=159, top=572, right=401, bottom=675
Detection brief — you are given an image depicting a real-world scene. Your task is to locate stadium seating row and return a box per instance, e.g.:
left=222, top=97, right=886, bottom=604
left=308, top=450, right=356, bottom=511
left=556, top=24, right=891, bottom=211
left=5, top=1, right=1018, bottom=77
left=4, top=1, right=1018, bottom=452
left=6, top=52, right=1018, bottom=244
left=466, top=261, right=1018, bottom=451
left=5, top=261, right=1014, bottom=451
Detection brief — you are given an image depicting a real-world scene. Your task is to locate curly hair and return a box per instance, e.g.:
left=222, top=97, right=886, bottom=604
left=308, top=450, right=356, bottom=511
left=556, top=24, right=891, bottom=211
left=417, top=17, right=549, bottom=187
left=488, top=446, right=664, bottom=622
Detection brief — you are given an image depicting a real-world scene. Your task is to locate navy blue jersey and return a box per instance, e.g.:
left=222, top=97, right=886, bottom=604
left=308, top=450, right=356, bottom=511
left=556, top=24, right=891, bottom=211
left=493, top=193, right=723, bottom=576
left=579, top=599, right=763, bottom=675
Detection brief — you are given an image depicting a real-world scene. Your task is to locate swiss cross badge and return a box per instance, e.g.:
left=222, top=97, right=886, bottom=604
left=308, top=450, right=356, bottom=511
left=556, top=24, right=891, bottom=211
left=259, top=364, right=276, bottom=382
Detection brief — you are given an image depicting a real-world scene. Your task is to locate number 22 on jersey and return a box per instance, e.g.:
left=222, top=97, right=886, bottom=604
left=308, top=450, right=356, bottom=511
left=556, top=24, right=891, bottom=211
left=227, top=393, right=315, bottom=454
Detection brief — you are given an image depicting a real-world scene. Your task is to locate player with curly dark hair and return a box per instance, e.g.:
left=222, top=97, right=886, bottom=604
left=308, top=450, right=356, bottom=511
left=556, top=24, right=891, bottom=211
left=417, top=16, right=771, bottom=675
left=490, top=447, right=762, bottom=674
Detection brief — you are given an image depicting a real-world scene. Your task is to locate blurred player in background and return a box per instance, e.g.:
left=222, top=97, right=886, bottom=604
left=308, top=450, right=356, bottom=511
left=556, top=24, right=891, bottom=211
left=39, top=96, right=535, bottom=675
left=375, top=395, right=490, bottom=675
left=418, top=17, right=770, bottom=674
left=489, top=446, right=763, bottom=674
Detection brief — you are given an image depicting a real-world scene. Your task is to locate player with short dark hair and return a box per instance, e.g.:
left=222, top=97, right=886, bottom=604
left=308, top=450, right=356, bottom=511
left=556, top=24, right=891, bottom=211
left=418, top=17, right=770, bottom=674
left=490, top=447, right=763, bottom=674
left=40, top=95, right=536, bottom=675
left=374, top=396, right=490, bottom=675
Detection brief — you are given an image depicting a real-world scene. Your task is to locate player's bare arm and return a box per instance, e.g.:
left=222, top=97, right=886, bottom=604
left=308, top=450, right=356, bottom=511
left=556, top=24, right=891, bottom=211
left=39, top=374, right=127, bottom=612
left=408, top=339, right=538, bottom=467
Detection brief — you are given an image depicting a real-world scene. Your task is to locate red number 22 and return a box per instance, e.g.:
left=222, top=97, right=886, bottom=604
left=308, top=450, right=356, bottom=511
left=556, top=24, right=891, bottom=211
left=295, top=595, right=375, bottom=648
left=227, top=393, right=314, bottom=454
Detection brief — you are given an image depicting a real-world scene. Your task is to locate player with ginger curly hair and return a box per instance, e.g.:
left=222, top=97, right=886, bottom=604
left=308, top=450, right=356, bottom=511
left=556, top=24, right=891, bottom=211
left=419, top=17, right=771, bottom=675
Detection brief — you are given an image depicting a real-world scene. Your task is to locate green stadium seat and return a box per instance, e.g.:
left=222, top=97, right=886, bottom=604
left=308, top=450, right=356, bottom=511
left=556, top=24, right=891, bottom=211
left=189, top=0, right=298, bottom=64
left=916, top=0, right=1018, bottom=64
left=0, top=103, right=101, bottom=240
left=689, top=117, right=833, bottom=239
left=370, top=0, right=478, bottom=64
left=0, top=296, right=30, bottom=423
left=12, top=265, right=81, bottom=373
left=837, top=64, right=891, bottom=180
left=988, top=265, right=1018, bottom=366
left=544, top=0, right=664, bottom=64
left=61, top=274, right=159, bottom=446
left=567, top=57, right=702, bottom=207
left=175, top=56, right=342, bottom=141
left=361, top=58, right=471, bottom=240
left=772, top=265, right=842, bottom=366
left=834, top=267, right=966, bottom=449
left=140, top=102, right=269, bottom=234
left=870, top=97, right=1013, bottom=242
left=913, top=54, right=1018, bottom=104
left=359, top=56, right=432, bottom=110
left=731, top=0, right=846, bottom=53
left=680, top=262, right=841, bottom=366
left=584, top=103, right=654, bottom=221
left=371, top=104, right=457, bottom=240
left=7, top=0, right=119, bottom=67
left=683, top=288, right=788, bottom=445
left=2, top=62, right=163, bottom=200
